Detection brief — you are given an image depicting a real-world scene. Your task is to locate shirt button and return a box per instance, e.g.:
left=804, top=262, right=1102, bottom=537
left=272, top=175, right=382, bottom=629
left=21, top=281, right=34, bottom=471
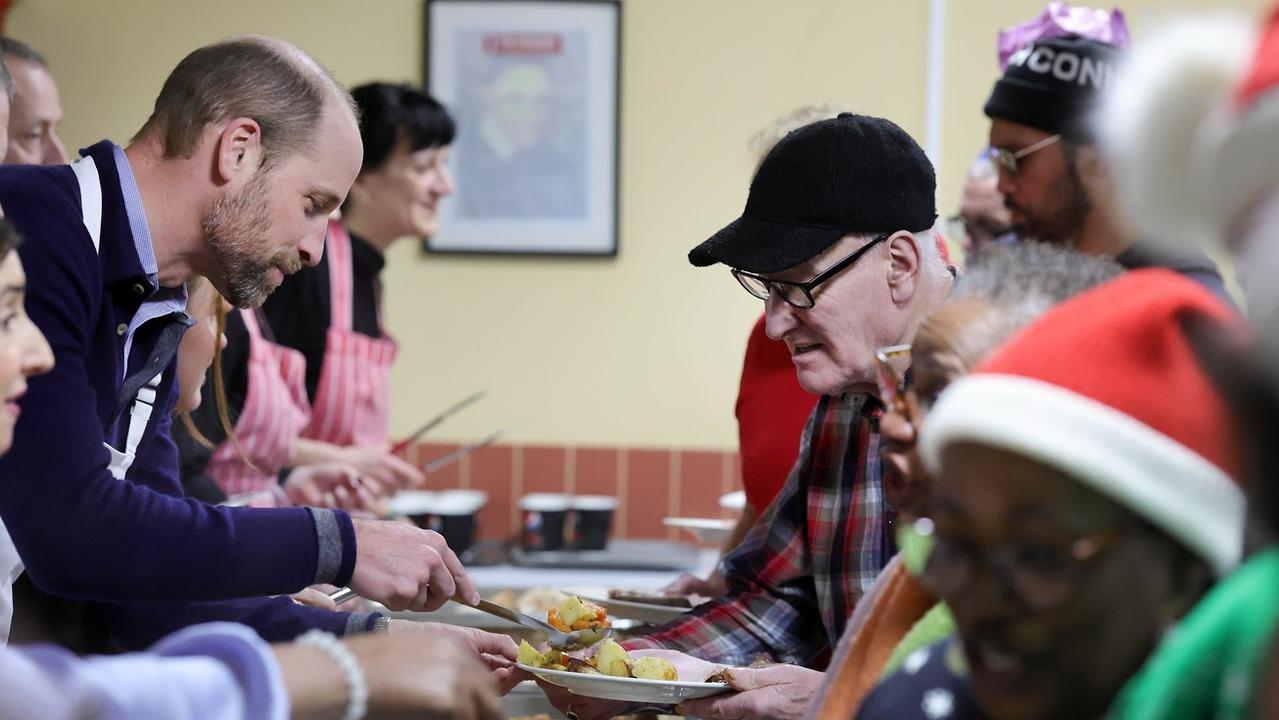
left=116, top=323, right=128, bottom=336
left=131, top=283, right=146, bottom=296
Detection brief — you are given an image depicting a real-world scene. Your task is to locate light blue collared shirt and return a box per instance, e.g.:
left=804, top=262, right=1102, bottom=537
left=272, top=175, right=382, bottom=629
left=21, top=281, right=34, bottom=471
left=110, top=144, right=188, bottom=377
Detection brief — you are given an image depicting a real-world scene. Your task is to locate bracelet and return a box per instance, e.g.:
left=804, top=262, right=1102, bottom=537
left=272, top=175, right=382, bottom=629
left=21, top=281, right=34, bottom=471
left=296, top=629, right=369, bottom=720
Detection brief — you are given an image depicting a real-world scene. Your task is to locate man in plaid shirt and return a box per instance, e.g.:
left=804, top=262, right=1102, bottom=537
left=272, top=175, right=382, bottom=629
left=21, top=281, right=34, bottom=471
left=628, top=392, right=891, bottom=667
left=539, top=115, right=955, bottom=720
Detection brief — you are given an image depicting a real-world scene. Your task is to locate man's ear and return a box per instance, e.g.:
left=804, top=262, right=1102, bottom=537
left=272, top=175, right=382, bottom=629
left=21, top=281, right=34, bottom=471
left=212, top=117, right=264, bottom=185
left=1072, top=143, right=1108, bottom=184
left=886, top=232, right=923, bottom=304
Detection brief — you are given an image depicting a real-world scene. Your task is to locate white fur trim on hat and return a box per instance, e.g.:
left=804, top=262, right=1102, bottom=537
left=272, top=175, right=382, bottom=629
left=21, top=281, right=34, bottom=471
left=919, top=374, right=1245, bottom=574
left=1097, top=14, right=1255, bottom=249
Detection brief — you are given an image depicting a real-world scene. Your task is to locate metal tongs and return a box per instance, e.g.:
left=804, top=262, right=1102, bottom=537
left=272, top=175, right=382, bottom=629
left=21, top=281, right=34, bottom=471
left=421, top=429, right=504, bottom=473
left=323, top=593, right=610, bottom=650
left=390, top=390, right=487, bottom=455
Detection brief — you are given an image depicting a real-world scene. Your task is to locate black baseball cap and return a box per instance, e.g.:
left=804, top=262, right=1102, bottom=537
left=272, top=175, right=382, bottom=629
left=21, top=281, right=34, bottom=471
left=688, top=113, right=937, bottom=273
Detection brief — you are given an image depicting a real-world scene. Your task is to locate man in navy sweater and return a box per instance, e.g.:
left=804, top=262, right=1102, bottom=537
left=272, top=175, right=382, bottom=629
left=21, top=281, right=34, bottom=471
left=0, top=35, right=506, bottom=656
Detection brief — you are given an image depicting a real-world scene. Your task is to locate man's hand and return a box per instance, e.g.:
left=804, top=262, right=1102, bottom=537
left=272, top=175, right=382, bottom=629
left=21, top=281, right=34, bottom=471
left=350, top=518, right=479, bottom=610
left=661, top=572, right=726, bottom=597
left=676, top=665, right=824, bottom=720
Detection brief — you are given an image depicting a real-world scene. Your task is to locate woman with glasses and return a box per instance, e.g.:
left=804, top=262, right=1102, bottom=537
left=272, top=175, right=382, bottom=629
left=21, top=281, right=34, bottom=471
left=856, top=270, right=1244, bottom=720
left=805, top=242, right=1120, bottom=720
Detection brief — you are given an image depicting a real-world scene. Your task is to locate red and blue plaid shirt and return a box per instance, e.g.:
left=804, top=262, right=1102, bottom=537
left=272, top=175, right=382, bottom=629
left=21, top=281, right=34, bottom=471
left=628, top=393, right=893, bottom=667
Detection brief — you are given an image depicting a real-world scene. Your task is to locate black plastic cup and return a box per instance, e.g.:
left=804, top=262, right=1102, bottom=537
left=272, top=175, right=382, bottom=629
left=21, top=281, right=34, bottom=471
left=571, top=495, right=617, bottom=551
left=521, top=493, right=571, bottom=551
left=430, top=490, right=487, bottom=558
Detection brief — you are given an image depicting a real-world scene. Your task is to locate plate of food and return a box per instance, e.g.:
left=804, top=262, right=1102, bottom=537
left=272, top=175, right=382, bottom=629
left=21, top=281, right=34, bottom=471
left=517, top=640, right=731, bottom=703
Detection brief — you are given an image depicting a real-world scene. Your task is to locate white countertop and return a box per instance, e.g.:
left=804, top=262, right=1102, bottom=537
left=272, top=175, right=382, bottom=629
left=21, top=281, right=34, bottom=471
left=465, top=546, right=719, bottom=590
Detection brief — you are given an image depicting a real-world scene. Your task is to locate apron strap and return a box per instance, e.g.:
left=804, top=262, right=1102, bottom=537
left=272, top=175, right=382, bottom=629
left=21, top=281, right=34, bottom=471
left=72, top=155, right=159, bottom=480
left=70, top=157, right=103, bottom=252
left=325, top=220, right=354, bottom=332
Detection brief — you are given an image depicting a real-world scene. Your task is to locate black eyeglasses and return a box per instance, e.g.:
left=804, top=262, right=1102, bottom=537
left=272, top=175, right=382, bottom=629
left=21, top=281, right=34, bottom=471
left=731, top=233, right=891, bottom=309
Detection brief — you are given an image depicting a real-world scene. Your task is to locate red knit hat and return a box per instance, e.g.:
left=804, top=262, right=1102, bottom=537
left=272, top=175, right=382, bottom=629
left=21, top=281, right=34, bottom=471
left=920, top=269, right=1247, bottom=573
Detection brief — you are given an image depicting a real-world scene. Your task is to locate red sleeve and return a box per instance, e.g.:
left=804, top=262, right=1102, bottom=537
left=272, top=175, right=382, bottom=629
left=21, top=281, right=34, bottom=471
left=734, top=315, right=818, bottom=513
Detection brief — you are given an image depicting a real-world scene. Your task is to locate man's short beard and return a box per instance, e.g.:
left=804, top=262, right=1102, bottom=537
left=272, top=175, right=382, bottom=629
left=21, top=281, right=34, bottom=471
left=203, top=173, right=300, bottom=308
left=1012, top=143, right=1093, bottom=247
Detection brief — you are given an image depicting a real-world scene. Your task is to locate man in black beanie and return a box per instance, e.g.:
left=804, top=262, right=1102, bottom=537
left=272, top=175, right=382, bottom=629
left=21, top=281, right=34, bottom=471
left=533, top=113, right=955, bottom=720
left=984, top=35, right=1230, bottom=300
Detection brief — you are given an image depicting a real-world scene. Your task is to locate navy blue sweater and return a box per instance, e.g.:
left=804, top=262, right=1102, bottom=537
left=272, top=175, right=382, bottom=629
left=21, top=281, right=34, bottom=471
left=0, top=141, right=370, bottom=647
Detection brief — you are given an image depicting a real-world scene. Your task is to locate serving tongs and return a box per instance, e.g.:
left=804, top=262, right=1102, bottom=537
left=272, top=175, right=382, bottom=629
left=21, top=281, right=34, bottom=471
left=390, top=390, right=488, bottom=455
left=324, top=590, right=609, bottom=650
left=467, top=597, right=612, bottom=650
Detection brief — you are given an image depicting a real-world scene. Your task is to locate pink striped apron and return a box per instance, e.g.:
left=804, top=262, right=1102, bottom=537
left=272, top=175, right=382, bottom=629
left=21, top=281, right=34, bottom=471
left=206, top=309, right=312, bottom=507
left=300, top=220, right=398, bottom=447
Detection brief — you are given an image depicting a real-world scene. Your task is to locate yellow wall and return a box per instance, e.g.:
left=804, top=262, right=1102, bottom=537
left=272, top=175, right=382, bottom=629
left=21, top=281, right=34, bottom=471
left=9, top=0, right=1268, bottom=448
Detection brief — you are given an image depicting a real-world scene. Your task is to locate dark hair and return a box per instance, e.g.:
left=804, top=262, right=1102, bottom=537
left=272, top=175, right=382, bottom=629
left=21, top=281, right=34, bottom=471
left=0, top=37, right=48, bottom=68
left=0, top=218, right=21, bottom=263
left=351, top=83, right=455, bottom=173
left=136, top=35, right=355, bottom=172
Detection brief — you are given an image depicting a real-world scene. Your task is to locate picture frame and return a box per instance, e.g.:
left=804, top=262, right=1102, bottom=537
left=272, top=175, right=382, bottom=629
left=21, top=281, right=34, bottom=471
left=423, top=0, right=621, bottom=257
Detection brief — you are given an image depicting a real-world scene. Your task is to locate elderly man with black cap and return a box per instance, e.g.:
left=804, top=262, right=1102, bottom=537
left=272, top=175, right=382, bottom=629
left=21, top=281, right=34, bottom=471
left=984, top=34, right=1230, bottom=300
left=536, top=114, right=954, bottom=720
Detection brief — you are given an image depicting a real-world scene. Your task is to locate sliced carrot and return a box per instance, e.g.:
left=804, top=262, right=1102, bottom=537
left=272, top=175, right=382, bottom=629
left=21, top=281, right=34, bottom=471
left=547, top=608, right=572, bottom=633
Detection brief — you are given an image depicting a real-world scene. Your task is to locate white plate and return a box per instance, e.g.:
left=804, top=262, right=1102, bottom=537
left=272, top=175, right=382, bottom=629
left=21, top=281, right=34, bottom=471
left=516, top=663, right=729, bottom=703
left=577, top=594, right=690, bottom=625
left=663, top=516, right=735, bottom=544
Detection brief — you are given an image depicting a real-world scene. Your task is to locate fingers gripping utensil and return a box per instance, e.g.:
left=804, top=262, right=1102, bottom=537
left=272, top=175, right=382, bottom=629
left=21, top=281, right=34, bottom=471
left=326, top=431, right=505, bottom=611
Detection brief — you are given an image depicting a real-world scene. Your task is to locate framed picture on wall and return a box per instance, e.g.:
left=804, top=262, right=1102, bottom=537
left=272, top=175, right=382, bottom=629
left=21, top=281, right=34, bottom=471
left=423, top=0, right=621, bottom=256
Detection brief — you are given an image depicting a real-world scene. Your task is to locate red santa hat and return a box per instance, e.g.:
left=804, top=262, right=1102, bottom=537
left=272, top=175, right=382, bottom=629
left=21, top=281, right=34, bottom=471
left=919, top=270, right=1246, bottom=574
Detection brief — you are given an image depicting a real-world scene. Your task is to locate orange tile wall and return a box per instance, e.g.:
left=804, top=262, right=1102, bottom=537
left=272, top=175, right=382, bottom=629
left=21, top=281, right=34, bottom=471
left=409, top=442, right=741, bottom=544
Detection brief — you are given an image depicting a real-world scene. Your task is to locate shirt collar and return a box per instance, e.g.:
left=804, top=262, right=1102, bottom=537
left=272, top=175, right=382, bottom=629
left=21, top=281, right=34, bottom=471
left=110, top=144, right=160, bottom=283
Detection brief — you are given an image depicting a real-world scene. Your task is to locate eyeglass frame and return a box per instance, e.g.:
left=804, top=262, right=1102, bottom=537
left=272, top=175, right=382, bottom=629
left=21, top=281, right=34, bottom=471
left=988, top=134, right=1062, bottom=176
left=731, top=232, right=892, bottom=309
left=918, top=518, right=1127, bottom=612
